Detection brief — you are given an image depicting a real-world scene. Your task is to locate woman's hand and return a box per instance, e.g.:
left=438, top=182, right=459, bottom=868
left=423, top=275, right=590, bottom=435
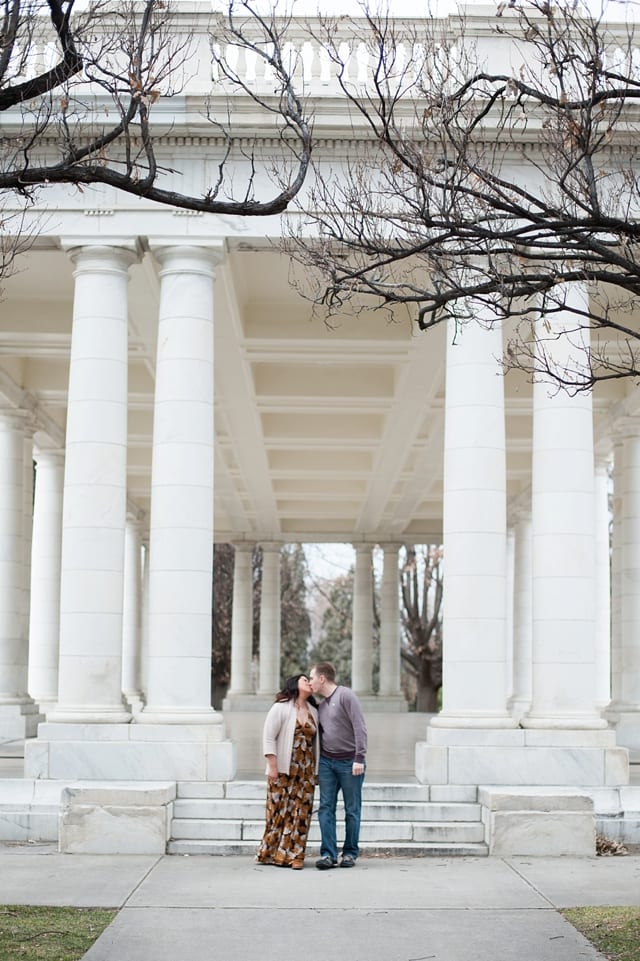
left=266, top=755, right=279, bottom=781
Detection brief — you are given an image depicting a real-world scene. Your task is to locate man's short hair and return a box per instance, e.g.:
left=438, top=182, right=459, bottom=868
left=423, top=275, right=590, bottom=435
left=313, top=661, right=336, bottom=682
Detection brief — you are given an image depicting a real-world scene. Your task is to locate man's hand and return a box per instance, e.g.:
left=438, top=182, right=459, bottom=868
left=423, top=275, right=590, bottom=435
left=352, top=762, right=365, bottom=777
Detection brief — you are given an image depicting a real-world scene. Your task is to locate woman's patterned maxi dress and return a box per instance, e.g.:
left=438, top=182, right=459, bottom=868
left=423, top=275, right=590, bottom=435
left=256, top=716, right=317, bottom=866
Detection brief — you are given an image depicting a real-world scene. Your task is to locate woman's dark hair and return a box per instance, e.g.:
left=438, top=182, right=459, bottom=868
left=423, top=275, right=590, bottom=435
left=274, top=674, right=317, bottom=707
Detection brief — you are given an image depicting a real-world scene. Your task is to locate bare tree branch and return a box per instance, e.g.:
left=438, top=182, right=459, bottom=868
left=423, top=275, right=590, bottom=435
left=285, top=0, right=640, bottom=391
left=0, top=0, right=311, bottom=227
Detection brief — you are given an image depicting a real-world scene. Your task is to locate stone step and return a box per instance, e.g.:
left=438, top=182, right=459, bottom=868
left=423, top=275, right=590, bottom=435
left=171, top=817, right=486, bottom=844
left=176, top=781, right=477, bottom=803
left=167, top=838, right=489, bottom=857
left=169, top=780, right=487, bottom=858
left=172, top=797, right=482, bottom=822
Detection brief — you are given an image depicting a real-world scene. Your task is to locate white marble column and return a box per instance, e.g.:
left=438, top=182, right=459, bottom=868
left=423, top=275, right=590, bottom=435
left=257, top=544, right=281, bottom=695
left=523, top=286, right=605, bottom=729
left=610, top=420, right=640, bottom=749
left=21, top=425, right=35, bottom=665
left=227, top=543, right=254, bottom=696
left=0, top=409, right=40, bottom=737
left=594, top=455, right=611, bottom=710
left=415, top=294, right=622, bottom=785
left=505, top=525, right=516, bottom=708
left=122, top=512, right=144, bottom=714
left=509, top=508, right=533, bottom=721
left=608, top=432, right=624, bottom=720
left=140, top=245, right=221, bottom=724
left=139, top=535, right=150, bottom=702
left=27, top=448, right=64, bottom=713
left=378, top=544, right=402, bottom=700
left=431, top=313, right=514, bottom=728
left=352, top=544, right=374, bottom=696
left=48, top=246, right=135, bottom=724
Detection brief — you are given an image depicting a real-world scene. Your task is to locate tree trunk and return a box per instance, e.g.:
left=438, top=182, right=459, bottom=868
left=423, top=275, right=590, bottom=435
left=416, top=658, right=440, bottom=713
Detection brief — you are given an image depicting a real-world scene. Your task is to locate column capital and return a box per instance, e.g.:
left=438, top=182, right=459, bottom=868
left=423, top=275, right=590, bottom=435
left=354, top=543, right=373, bottom=556
left=33, top=445, right=64, bottom=467
left=232, top=541, right=255, bottom=554
left=259, top=542, right=282, bottom=555
left=64, top=243, right=141, bottom=273
left=150, top=242, right=226, bottom=276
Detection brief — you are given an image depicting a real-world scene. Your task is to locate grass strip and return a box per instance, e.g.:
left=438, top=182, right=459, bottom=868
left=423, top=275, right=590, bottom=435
left=562, top=906, right=640, bottom=961
left=0, top=905, right=116, bottom=961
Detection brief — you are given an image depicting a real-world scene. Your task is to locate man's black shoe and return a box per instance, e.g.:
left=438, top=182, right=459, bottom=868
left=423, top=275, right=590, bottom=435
left=315, top=857, right=338, bottom=870
left=340, top=855, right=356, bottom=868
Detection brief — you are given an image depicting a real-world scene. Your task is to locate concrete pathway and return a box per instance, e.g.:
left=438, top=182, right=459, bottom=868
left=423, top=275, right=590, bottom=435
left=1, top=845, right=639, bottom=961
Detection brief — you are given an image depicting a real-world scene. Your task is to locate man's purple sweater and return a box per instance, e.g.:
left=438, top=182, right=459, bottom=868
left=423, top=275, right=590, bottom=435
left=317, top=686, right=368, bottom=765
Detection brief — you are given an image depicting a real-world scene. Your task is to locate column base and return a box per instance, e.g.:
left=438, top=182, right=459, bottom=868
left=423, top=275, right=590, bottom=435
left=0, top=702, right=44, bottom=740
left=521, top=713, right=608, bottom=730
left=46, top=705, right=132, bottom=724
left=506, top=697, right=531, bottom=725
left=430, top=711, right=518, bottom=729
left=123, top=691, right=145, bottom=717
left=415, top=726, right=629, bottom=786
left=136, top=707, right=221, bottom=725
left=24, top=722, right=236, bottom=782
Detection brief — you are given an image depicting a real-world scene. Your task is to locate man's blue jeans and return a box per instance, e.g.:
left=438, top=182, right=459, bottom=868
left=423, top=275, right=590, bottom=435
left=318, top=756, right=365, bottom=861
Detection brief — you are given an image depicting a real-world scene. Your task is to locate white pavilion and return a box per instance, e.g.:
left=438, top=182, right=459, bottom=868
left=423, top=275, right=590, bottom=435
left=0, top=1, right=638, bottom=855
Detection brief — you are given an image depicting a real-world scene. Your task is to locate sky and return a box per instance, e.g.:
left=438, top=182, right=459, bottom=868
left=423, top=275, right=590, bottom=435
left=304, top=543, right=355, bottom=581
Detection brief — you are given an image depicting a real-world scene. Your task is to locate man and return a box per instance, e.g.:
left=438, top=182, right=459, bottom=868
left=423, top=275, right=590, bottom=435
left=309, top=661, right=367, bottom=869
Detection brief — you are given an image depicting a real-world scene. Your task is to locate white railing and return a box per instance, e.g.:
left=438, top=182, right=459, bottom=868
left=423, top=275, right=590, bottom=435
left=6, top=4, right=640, bottom=107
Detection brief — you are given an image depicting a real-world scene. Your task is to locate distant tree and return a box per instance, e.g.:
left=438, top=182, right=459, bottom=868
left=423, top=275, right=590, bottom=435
left=310, top=561, right=381, bottom=690
left=279, top=543, right=312, bottom=681
left=213, top=542, right=312, bottom=702
left=400, top=545, right=443, bottom=713
left=211, top=542, right=235, bottom=708
left=310, top=569, right=354, bottom=685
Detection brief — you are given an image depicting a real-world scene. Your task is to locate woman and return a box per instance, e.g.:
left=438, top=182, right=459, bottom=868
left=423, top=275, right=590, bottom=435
left=255, top=674, right=319, bottom=870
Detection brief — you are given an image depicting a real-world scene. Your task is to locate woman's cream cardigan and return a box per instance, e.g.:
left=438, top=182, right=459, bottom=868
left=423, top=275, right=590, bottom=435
left=262, top=699, right=319, bottom=776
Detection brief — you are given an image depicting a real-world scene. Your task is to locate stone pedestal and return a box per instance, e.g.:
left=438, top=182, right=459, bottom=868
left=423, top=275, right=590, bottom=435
left=24, top=722, right=236, bottom=782
left=59, top=782, right=176, bottom=854
left=479, top=787, right=596, bottom=856
left=415, top=727, right=628, bottom=786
